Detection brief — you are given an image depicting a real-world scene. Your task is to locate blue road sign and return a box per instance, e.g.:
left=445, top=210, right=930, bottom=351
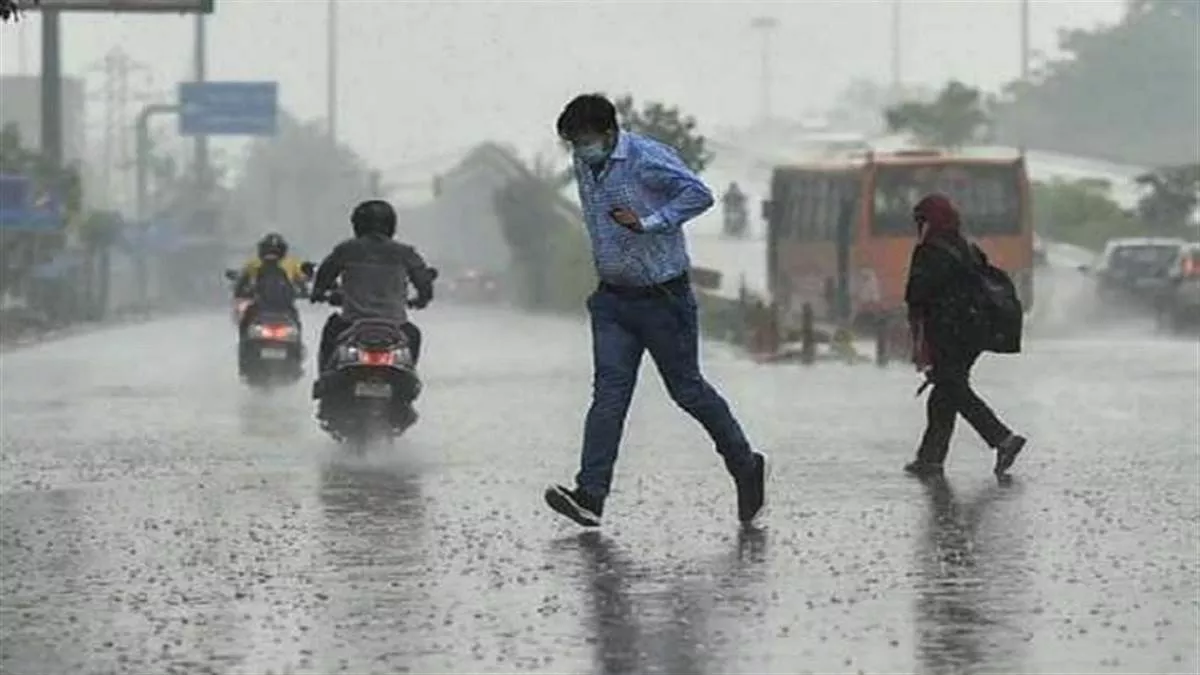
left=178, top=81, right=278, bottom=136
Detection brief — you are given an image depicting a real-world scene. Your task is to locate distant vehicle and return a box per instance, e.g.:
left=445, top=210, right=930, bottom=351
left=1157, top=242, right=1200, bottom=331
left=445, top=268, right=501, bottom=304
left=760, top=148, right=1034, bottom=358
left=1080, top=237, right=1186, bottom=304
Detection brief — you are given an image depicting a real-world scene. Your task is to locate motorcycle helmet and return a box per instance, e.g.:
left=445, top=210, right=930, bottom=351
left=257, top=232, right=288, bottom=261
left=351, top=200, right=397, bottom=239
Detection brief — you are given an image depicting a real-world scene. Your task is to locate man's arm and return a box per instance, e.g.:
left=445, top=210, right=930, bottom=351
left=401, top=245, right=434, bottom=305
left=635, top=143, right=715, bottom=234
left=904, top=243, right=956, bottom=320
left=310, top=243, right=347, bottom=298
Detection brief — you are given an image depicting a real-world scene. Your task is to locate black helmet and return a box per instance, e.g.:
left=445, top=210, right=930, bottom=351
left=257, top=232, right=288, bottom=260
left=351, top=200, right=397, bottom=239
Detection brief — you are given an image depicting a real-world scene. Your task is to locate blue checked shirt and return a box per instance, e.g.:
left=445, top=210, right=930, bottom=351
left=572, top=131, right=715, bottom=287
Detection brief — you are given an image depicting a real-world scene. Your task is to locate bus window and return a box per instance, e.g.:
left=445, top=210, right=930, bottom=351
left=872, top=163, right=1021, bottom=237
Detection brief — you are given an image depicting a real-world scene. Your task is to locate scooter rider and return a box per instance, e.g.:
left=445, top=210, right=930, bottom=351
left=309, top=200, right=435, bottom=383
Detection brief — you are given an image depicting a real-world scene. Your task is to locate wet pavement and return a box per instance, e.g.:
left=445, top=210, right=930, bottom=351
left=1, top=305, right=1197, bottom=674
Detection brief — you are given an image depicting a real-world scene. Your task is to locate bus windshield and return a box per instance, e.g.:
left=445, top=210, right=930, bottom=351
left=872, top=163, right=1022, bottom=237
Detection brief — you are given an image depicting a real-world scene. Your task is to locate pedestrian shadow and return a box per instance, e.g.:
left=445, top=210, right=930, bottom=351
left=912, top=476, right=1029, bottom=675
left=557, top=526, right=768, bottom=675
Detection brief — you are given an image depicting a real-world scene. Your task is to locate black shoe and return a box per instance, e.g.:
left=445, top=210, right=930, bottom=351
left=904, top=460, right=944, bottom=478
left=993, top=434, right=1027, bottom=475
left=544, top=484, right=603, bottom=527
left=733, top=452, right=769, bottom=524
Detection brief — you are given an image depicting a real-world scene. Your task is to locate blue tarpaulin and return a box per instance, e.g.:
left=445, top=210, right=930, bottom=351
left=0, top=174, right=65, bottom=232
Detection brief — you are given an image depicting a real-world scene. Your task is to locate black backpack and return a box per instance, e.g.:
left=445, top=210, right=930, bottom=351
left=928, top=239, right=1024, bottom=354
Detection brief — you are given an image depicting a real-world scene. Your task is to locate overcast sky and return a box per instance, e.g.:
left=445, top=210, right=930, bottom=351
left=0, top=0, right=1125, bottom=172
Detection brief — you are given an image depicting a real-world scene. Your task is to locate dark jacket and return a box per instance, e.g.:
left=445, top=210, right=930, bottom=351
left=906, top=231, right=987, bottom=363
left=311, top=234, right=434, bottom=323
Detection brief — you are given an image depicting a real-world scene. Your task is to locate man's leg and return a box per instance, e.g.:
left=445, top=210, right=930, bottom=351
left=318, top=313, right=348, bottom=374
left=951, top=355, right=1025, bottom=475
left=401, top=321, right=422, bottom=365
left=546, top=291, right=643, bottom=527
left=575, top=291, right=644, bottom=499
left=639, top=292, right=755, bottom=475
left=637, top=290, right=767, bottom=523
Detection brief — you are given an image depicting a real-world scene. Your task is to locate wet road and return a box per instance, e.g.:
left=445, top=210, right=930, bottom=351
left=1, top=305, right=1197, bottom=674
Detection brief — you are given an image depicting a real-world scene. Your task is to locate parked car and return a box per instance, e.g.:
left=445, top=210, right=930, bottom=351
left=1080, top=237, right=1187, bottom=305
left=1156, top=242, right=1200, bottom=332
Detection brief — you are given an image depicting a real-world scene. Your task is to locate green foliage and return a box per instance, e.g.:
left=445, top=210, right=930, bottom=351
left=1134, top=164, right=1200, bottom=232
left=228, top=112, right=373, bottom=252
left=883, top=81, right=992, bottom=149
left=493, top=176, right=593, bottom=313
left=996, top=1, right=1199, bottom=165
left=0, top=123, right=82, bottom=215
left=613, top=95, right=713, bottom=174
left=1031, top=178, right=1140, bottom=250
left=828, top=79, right=936, bottom=132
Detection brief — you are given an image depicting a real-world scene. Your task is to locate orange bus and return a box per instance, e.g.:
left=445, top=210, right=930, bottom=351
left=761, top=149, right=1033, bottom=339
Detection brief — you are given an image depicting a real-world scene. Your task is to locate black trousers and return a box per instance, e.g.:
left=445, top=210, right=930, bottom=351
left=916, top=349, right=1012, bottom=465
left=318, top=314, right=422, bottom=372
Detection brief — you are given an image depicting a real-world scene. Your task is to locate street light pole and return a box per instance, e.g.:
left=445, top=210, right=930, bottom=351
left=891, top=0, right=902, bottom=94
left=327, top=0, right=338, bottom=144
left=193, top=12, right=209, bottom=191
left=750, top=16, right=779, bottom=124
left=1019, top=0, right=1030, bottom=81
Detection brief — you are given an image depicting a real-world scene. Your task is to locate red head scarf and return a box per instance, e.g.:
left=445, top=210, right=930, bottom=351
left=913, top=193, right=961, bottom=242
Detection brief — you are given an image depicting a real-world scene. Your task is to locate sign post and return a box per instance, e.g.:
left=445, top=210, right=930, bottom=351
left=177, top=81, right=278, bottom=136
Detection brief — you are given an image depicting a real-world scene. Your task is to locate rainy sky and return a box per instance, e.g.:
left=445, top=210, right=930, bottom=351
left=0, top=0, right=1123, bottom=169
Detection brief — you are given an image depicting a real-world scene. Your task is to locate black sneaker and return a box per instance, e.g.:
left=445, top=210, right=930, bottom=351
left=733, top=452, right=769, bottom=524
left=904, top=460, right=944, bottom=478
left=993, top=434, right=1027, bottom=475
left=544, top=484, right=603, bottom=527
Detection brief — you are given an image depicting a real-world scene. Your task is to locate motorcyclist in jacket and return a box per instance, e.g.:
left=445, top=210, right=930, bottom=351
left=309, top=200, right=435, bottom=377
left=233, top=232, right=309, bottom=332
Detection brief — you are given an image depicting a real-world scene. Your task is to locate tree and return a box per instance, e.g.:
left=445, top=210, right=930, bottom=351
left=613, top=95, right=713, bottom=173
left=884, top=80, right=992, bottom=149
left=1134, top=164, right=1200, bottom=232
left=1, top=0, right=34, bottom=23
left=1031, top=177, right=1139, bottom=250
left=827, top=79, right=935, bottom=133
left=227, top=111, right=375, bottom=253
left=996, top=0, right=1199, bottom=165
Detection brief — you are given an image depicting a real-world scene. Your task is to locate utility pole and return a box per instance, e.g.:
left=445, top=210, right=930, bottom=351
left=750, top=16, right=779, bottom=124
left=327, top=0, right=339, bottom=144
left=193, top=13, right=209, bottom=194
left=40, top=8, right=63, bottom=172
left=890, top=0, right=902, bottom=95
left=87, top=48, right=152, bottom=213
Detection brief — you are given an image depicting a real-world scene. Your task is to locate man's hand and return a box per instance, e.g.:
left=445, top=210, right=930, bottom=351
left=609, top=207, right=644, bottom=233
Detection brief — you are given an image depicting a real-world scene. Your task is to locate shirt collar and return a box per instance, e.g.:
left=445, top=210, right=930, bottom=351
left=609, top=131, right=632, bottom=162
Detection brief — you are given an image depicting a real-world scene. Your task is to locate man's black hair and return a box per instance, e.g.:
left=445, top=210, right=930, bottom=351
left=556, top=93, right=618, bottom=141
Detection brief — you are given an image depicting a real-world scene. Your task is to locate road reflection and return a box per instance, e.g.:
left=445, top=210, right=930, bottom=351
left=564, top=526, right=768, bottom=675
left=913, top=477, right=1028, bottom=674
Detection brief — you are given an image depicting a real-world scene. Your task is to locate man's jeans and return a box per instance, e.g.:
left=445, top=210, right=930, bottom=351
left=576, top=282, right=756, bottom=499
